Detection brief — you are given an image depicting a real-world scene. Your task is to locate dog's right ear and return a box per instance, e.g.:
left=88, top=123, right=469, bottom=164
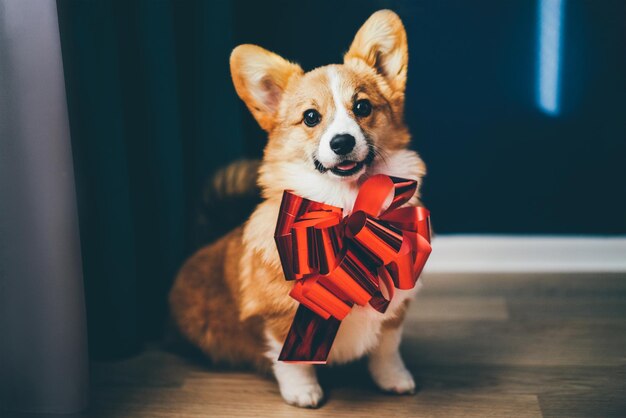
left=344, top=10, right=408, bottom=96
left=230, top=45, right=303, bottom=132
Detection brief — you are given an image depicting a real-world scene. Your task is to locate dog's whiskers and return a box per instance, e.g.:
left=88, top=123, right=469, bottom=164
left=371, top=144, right=389, bottom=165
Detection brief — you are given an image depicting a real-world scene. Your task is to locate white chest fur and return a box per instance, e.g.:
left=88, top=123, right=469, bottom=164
left=327, top=285, right=420, bottom=364
left=260, top=149, right=426, bottom=362
left=295, top=149, right=426, bottom=364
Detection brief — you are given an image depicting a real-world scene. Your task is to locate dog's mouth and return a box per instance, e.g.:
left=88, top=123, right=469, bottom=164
left=314, top=147, right=376, bottom=177
left=330, top=160, right=365, bottom=176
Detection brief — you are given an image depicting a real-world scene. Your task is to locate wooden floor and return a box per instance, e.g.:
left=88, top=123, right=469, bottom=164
left=14, top=273, right=626, bottom=417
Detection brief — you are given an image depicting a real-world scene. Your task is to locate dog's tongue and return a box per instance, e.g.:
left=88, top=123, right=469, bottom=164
left=336, top=161, right=357, bottom=171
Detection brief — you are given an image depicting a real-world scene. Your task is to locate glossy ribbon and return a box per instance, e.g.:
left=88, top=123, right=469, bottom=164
left=274, top=174, right=431, bottom=363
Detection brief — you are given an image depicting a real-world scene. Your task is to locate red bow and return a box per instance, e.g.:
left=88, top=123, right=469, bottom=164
left=274, top=175, right=431, bottom=363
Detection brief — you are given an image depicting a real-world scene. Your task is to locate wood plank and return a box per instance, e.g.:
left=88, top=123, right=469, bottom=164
left=419, top=273, right=626, bottom=297
left=539, top=392, right=626, bottom=418
left=87, top=385, right=542, bottom=418
left=7, top=272, right=626, bottom=418
left=402, top=320, right=626, bottom=367
left=507, top=297, right=626, bottom=321
left=408, top=297, right=509, bottom=321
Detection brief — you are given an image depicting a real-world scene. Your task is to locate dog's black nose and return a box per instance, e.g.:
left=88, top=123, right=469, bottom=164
left=330, top=134, right=356, bottom=155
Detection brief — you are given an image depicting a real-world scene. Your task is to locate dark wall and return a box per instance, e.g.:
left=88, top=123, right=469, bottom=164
left=56, top=0, right=625, bottom=357
left=232, top=0, right=626, bottom=234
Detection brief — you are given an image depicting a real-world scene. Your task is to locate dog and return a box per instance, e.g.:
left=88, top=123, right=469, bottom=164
left=169, top=10, right=427, bottom=408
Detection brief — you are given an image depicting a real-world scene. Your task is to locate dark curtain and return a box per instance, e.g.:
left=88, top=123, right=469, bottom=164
left=57, top=0, right=245, bottom=359
left=55, top=0, right=625, bottom=360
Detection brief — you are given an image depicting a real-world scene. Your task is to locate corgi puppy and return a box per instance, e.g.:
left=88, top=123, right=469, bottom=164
left=169, top=10, right=427, bottom=408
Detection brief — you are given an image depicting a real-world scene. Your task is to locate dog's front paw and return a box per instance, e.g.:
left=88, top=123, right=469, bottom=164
left=369, top=358, right=416, bottom=395
left=279, top=382, right=324, bottom=408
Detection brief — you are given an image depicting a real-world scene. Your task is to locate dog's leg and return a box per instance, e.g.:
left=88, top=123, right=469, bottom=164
left=265, top=332, right=324, bottom=408
left=368, top=324, right=416, bottom=394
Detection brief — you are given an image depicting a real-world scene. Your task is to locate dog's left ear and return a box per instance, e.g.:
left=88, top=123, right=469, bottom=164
left=230, top=45, right=303, bottom=132
left=344, top=10, right=408, bottom=95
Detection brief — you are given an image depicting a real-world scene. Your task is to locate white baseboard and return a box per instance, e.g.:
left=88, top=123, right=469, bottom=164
left=424, top=235, right=626, bottom=273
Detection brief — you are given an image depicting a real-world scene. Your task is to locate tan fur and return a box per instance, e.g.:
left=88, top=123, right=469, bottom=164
left=209, top=159, right=261, bottom=199
left=169, top=10, right=423, bottom=378
left=381, top=299, right=411, bottom=330
left=230, top=45, right=303, bottom=132
left=169, top=227, right=271, bottom=371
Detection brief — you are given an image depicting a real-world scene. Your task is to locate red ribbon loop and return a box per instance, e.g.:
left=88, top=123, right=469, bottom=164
left=274, top=174, right=432, bottom=363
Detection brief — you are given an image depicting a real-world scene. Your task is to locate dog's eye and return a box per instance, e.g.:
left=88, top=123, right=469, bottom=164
left=353, top=99, right=372, bottom=117
left=303, top=109, right=321, bottom=127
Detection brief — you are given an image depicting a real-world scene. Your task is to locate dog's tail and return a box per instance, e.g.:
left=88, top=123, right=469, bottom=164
left=191, top=158, right=262, bottom=248
left=164, top=158, right=261, bottom=354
